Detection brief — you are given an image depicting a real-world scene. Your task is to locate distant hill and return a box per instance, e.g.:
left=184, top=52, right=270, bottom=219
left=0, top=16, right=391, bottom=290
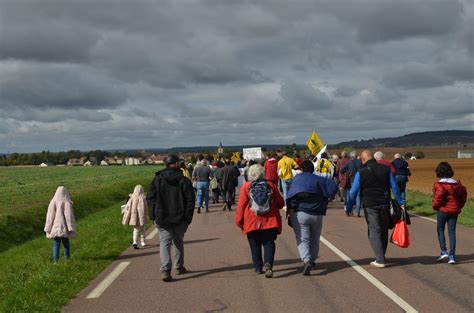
left=332, top=130, right=474, bottom=148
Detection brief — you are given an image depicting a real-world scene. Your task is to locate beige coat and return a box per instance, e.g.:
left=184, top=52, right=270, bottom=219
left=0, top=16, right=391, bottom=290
left=122, top=185, right=147, bottom=227
left=44, top=186, right=76, bottom=239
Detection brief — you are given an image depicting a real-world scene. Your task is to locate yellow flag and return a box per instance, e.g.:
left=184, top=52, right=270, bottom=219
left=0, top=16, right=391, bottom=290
left=231, top=152, right=241, bottom=163
left=306, top=131, right=324, bottom=155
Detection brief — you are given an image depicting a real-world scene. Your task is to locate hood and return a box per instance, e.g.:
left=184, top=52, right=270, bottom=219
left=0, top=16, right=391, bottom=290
left=436, top=180, right=465, bottom=195
left=439, top=178, right=457, bottom=184
left=157, top=168, right=184, bottom=185
left=266, top=159, right=278, bottom=164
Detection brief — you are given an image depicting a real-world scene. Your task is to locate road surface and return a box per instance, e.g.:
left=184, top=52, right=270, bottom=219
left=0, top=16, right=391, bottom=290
left=64, top=200, right=474, bottom=313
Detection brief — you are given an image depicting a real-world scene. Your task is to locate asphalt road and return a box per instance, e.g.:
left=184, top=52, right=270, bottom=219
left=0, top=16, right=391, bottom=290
left=64, top=200, right=474, bottom=313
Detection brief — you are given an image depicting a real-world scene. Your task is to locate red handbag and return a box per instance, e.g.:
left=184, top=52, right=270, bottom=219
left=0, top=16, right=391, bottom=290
left=391, top=219, right=410, bottom=248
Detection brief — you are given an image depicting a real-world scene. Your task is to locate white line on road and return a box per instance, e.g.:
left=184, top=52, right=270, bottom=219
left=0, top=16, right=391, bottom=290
left=86, top=262, right=130, bottom=299
left=409, top=212, right=436, bottom=223
left=320, top=236, right=418, bottom=313
left=146, top=228, right=158, bottom=240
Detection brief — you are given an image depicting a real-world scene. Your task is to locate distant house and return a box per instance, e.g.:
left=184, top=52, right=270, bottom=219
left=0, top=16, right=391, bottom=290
left=125, top=157, right=142, bottom=166
left=67, top=157, right=86, bottom=166
left=458, top=150, right=474, bottom=159
left=103, top=156, right=124, bottom=165
left=145, top=154, right=165, bottom=165
left=39, top=163, right=48, bottom=167
left=100, top=160, right=109, bottom=166
left=83, top=160, right=92, bottom=166
left=410, top=156, right=417, bottom=160
left=89, top=157, right=97, bottom=165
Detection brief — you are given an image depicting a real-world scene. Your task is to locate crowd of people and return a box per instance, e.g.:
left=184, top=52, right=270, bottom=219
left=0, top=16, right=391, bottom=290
left=43, top=149, right=467, bottom=283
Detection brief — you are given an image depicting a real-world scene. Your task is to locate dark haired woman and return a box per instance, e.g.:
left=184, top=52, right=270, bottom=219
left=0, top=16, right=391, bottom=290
left=432, top=162, right=467, bottom=264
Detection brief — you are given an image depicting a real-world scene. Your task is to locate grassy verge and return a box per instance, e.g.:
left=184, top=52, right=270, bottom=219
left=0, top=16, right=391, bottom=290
left=0, top=201, right=150, bottom=312
left=406, top=189, right=474, bottom=227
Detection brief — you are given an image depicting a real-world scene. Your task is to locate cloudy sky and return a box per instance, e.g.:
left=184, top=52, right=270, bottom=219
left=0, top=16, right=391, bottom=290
left=1, top=0, right=473, bottom=153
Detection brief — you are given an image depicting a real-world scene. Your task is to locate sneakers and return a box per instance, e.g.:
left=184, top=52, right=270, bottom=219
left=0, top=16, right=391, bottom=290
left=222, top=204, right=228, bottom=211
left=197, top=207, right=201, bottom=214
left=264, top=263, right=273, bottom=278
left=161, top=270, right=172, bottom=282
left=303, top=262, right=312, bottom=276
left=132, top=244, right=139, bottom=250
left=256, top=269, right=264, bottom=275
left=437, top=252, right=449, bottom=262
left=175, top=266, right=187, bottom=275
left=370, top=261, right=386, bottom=268
left=448, top=255, right=456, bottom=264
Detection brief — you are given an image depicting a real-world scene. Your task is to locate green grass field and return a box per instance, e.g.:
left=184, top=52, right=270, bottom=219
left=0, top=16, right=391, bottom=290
left=0, top=166, right=162, bottom=252
left=0, top=165, right=163, bottom=312
left=406, top=189, right=474, bottom=227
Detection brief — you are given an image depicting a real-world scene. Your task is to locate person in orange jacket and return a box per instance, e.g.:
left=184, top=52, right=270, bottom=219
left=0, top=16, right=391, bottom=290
left=236, top=164, right=284, bottom=278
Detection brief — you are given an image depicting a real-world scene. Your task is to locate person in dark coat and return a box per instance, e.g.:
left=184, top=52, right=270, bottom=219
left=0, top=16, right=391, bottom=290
left=147, top=155, right=195, bottom=282
left=216, top=158, right=240, bottom=211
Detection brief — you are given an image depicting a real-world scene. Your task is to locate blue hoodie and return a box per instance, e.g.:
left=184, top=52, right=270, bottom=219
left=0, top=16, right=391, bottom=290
left=286, top=172, right=338, bottom=215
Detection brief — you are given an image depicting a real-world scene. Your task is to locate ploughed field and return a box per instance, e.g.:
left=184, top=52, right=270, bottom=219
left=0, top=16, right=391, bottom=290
left=407, top=159, right=474, bottom=196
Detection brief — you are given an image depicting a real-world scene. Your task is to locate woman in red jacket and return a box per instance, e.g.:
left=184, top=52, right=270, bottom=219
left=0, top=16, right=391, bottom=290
left=432, top=162, right=467, bottom=264
left=236, top=164, right=284, bottom=278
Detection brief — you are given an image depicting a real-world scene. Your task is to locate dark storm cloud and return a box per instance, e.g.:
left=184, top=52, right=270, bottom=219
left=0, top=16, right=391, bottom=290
left=0, top=0, right=472, bottom=152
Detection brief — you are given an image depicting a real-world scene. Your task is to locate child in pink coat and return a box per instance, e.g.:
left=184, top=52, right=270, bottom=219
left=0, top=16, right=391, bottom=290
left=44, top=186, right=76, bottom=262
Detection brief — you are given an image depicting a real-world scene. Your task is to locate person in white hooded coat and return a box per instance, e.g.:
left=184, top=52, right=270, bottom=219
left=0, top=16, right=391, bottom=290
left=44, top=186, right=76, bottom=262
left=122, top=185, right=147, bottom=249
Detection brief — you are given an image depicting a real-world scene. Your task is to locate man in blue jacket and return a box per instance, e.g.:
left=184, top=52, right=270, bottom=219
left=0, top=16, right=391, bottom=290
left=287, top=160, right=337, bottom=275
left=347, top=150, right=404, bottom=268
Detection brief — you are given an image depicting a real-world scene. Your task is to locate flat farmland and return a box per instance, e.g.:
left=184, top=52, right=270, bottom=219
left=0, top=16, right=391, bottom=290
left=0, top=166, right=162, bottom=216
left=407, top=159, right=474, bottom=196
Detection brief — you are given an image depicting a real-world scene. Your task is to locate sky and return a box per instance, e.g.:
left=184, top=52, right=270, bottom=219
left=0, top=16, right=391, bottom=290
left=0, top=0, right=473, bottom=153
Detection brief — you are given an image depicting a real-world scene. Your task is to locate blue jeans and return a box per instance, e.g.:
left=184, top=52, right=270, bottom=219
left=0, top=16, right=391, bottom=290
left=281, top=179, right=293, bottom=200
left=437, top=211, right=458, bottom=256
left=291, top=212, right=323, bottom=263
left=53, top=237, right=70, bottom=262
left=156, top=222, right=188, bottom=271
left=246, top=228, right=278, bottom=272
left=395, top=175, right=407, bottom=201
left=196, top=181, right=210, bottom=209
left=346, top=190, right=361, bottom=215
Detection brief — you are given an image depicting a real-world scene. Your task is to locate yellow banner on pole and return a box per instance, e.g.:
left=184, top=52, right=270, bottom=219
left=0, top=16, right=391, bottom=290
left=306, top=131, right=325, bottom=156
left=231, top=152, right=241, bottom=163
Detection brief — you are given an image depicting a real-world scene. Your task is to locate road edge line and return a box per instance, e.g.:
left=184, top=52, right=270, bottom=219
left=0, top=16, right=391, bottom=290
left=86, top=261, right=130, bottom=299
left=320, top=236, right=418, bottom=313
left=409, top=212, right=436, bottom=223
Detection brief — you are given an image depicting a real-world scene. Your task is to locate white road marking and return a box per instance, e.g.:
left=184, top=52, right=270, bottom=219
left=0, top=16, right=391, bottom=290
left=409, top=212, right=436, bottom=223
left=321, top=236, right=418, bottom=313
left=86, top=262, right=130, bottom=299
left=146, top=228, right=158, bottom=240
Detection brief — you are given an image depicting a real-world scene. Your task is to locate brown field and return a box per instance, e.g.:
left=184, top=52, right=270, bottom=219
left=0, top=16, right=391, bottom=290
left=371, top=144, right=474, bottom=159
left=407, top=159, right=474, bottom=196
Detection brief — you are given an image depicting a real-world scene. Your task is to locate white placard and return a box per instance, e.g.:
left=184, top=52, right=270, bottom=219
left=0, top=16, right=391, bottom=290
left=243, top=147, right=263, bottom=160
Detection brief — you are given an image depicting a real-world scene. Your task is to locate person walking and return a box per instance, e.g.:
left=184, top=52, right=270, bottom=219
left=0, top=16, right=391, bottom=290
left=432, top=162, right=467, bottom=264
left=122, top=185, right=147, bottom=249
left=287, top=161, right=337, bottom=275
left=216, top=158, right=240, bottom=211
left=264, top=153, right=279, bottom=186
left=336, top=151, right=350, bottom=203
left=341, top=151, right=362, bottom=216
left=277, top=152, right=299, bottom=201
left=391, top=153, right=411, bottom=201
left=210, top=162, right=221, bottom=204
left=374, top=151, right=395, bottom=174
left=44, top=186, right=76, bottom=263
left=180, top=161, right=191, bottom=179
left=192, top=159, right=212, bottom=213
left=236, top=164, right=284, bottom=278
left=147, top=155, right=195, bottom=282
left=347, top=150, right=404, bottom=268
left=314, top=152, right=334, bottom=179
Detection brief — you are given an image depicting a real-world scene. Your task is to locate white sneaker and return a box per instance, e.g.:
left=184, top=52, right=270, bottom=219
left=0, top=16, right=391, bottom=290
left=436, top=252, right=448, bottom=262
left=140, top=242, right=147, bottom=247
left=370, top=261, right=386, bottom=268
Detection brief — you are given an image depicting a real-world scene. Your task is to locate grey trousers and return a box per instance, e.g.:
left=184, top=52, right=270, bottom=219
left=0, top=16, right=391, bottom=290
left=364, top=205, right=390, bottom=263
left=291, top=211, right=324, bottom=263
left=156, top=222, right=188, bottom=272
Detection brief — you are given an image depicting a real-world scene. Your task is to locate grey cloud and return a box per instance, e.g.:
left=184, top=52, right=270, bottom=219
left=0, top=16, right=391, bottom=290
left=382, top=63, right=455, bottom=89
left=280, top=80, right=332, bottom=110
left=0, top=61, right=127, bottom=109
left=333, top=86, right=359, bottom=98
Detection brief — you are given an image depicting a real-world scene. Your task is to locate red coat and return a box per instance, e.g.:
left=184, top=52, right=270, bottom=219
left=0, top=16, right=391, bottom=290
left=235, top=181, right=284, bottom=235
left=432, top=180, right=467, bottom=215
left=264, top=159, right=279, bottom=183
left=376, top=159, right=396, bottom=174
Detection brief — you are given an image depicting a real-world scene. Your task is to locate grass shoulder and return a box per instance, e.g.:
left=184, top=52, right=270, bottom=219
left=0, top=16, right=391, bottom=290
left=406, top=189, right=474, bottom=228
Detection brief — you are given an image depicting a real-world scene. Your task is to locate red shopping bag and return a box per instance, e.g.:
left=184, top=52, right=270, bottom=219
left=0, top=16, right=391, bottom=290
left=390, top=219, right=410, bottom=248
